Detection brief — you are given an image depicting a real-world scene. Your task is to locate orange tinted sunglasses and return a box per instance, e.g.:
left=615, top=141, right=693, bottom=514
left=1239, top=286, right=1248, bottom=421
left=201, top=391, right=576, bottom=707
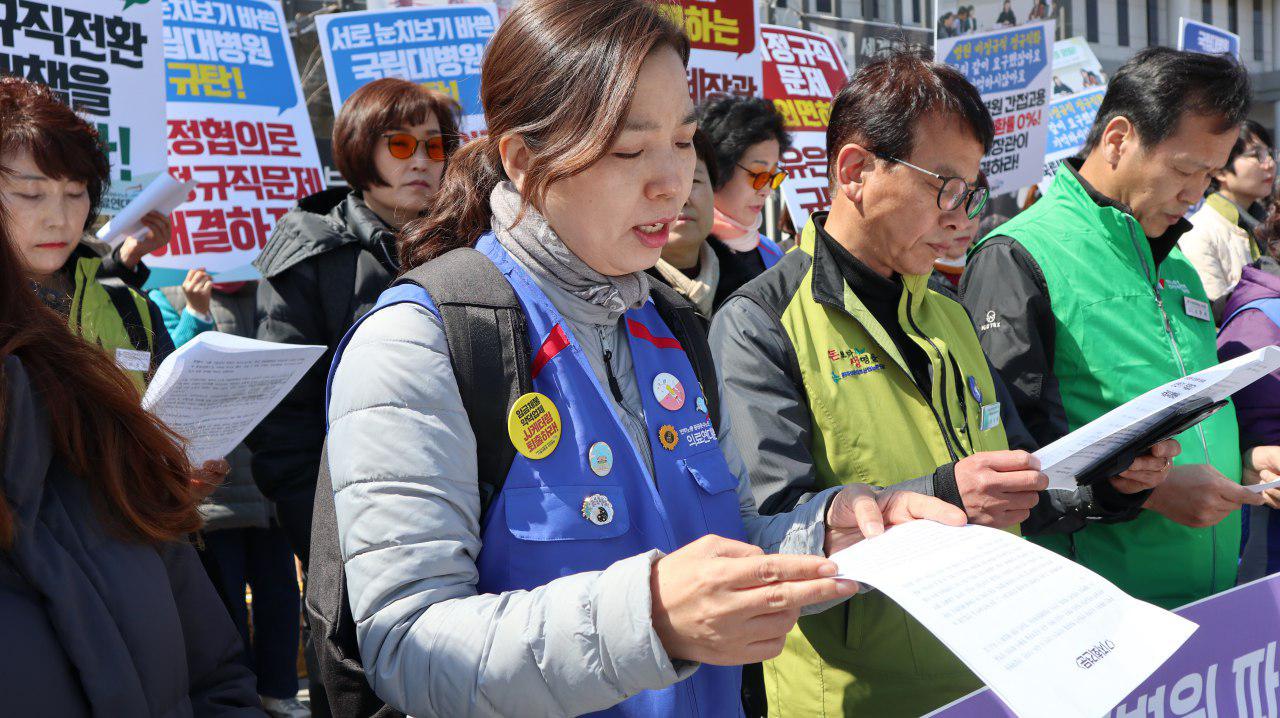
left=737, top=163, right=787, bottom=190
left=383, top=133, right=446, bottom=161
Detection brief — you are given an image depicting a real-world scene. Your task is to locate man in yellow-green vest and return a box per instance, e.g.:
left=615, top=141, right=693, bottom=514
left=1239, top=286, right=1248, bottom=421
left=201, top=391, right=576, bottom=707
left=962, top=47, right=1273, bottom=612
left=710, top=50, right=1180, bottom=717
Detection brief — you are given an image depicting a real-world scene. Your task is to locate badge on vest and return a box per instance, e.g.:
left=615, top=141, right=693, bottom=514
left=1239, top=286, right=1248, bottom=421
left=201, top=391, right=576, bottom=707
left=1184, top=296, right=1212, bottom=322
left=980, top=402, right=1002, bottom=431
left=967, top=375, right=983, bottom=403
left=588, top=441, right=613, bottom=477
left=507, top=392, right=562, bottom=460
left=696, top=395, right=708, bottom=416
left=581, top=494, right=615, bottom=525
left=115, top=348, right=150, bottom=372
left=652, top=372, right=686, bottom=411
left=658, top=424, right=680, bottom=451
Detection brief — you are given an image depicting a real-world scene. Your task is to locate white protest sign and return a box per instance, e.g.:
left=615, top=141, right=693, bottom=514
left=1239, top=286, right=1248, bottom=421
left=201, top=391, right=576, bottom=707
left=0, top=0, right=167, bottom=216
left=153, top=0, right=325, bottom=284
left=937, top=22, right=1054, bottom=196
left=1042, top=37, right=1106, bottom=184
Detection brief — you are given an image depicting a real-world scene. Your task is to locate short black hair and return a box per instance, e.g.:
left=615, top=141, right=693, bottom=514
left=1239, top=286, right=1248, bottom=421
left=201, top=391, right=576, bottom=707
left=1208, top=119, right=1273, bottom=193
left=1083, top=47, right=1250, bottom=154
left=696, top=95, right=791, bottom=191
left=691, top=127, right=720, bottom=188
left=826, top=48, right=993, bottom=185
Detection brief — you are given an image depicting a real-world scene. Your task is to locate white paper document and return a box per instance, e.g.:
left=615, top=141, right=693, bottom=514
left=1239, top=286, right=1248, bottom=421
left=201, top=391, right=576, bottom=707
left=831, top=521, right=1197, bottom=718
left=1248, top=477, right=1280, bottom=494
left=143, top=332, right=325, bottom=464
left=96, top=173, right=198, bottom=247
left=1035, top=346, right=1280, bottom=490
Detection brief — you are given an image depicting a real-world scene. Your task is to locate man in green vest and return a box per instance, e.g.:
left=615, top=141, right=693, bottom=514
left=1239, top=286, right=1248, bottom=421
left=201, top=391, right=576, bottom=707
left=709, top=50, right=1178, bottom=717
left=962, top=47, right=1271, bottom=612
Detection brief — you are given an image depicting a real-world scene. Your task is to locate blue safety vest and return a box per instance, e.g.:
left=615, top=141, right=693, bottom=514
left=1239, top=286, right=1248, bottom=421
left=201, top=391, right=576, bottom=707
left=330, top=234, right=747, bottom=718
left=757, top=233, right=784, bottom=268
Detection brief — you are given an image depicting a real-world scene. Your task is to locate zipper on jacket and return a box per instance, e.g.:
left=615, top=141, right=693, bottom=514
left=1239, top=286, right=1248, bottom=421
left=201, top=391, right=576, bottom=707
left=1125, top=217, right=1216, bottom=593
left=602, top=349, right=626, bottom=405
left=904, top=296, right=966, bottom=462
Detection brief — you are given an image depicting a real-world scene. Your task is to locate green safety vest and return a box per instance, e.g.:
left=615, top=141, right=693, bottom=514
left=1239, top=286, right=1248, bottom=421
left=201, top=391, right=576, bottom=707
left=974, top=166, right=1242, bottom=609
left=66, top=255, right=156, bottom=391
left=761, top=218, right=1009, bottom=717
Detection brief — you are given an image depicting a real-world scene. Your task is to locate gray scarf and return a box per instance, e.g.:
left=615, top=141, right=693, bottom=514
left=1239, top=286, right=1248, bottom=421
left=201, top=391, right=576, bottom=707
left=490, top=181, right=649, bottom=314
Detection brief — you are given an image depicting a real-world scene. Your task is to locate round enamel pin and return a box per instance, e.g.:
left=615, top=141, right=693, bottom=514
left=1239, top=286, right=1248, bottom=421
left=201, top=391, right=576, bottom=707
left=652, top=372, right=686, bottom=411
left=507, top=392, right=562, bottom=460
left=589, top=441, right=614, bottom=477
left=658, top=424, right=680, bottom=451
left=968, top=375, right=983, bottom=404
left=581, top=494, right=615, bottom=526
left=695, top=396, right=708, bottom=416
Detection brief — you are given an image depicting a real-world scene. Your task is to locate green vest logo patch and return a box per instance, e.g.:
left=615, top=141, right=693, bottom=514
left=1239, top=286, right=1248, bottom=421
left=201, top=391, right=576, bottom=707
left=828, top=346, right=884, bottom=383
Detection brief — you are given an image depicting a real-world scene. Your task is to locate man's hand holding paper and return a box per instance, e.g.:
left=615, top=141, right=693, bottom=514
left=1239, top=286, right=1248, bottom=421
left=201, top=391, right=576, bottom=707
left=1242, top=445, right=1280, bottom=509
left=823, top=483, right=967, bottom=554
left=1145, top=463, right=1264, bottom=528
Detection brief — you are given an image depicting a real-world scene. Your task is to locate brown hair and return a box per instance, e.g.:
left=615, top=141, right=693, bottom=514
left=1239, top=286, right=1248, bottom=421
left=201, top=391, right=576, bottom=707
left=0, top=77, right=111, bottom=231
left=0, top=193, right=203, bottom=550
left=399, top=0, right=689, bottom=269
left=333, top=78, right=462, bottom=193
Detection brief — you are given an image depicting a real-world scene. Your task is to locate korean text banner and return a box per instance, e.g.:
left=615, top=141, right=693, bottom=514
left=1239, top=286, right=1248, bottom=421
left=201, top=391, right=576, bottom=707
left=937, top=22, right=1053, bottom=195
left=927, top=573, right=1280, bottom=718
left=760, top=25, right=848, bottom=228
left=155, top=0, right=324, bottom=284
left=1179, top=18, right=1241, bottom=59
left=316, top=4, right=498, bottom=136
left=805, top=17, right=933, bottom=77
left=659, top=0, right=763, bottom=105
left=0, top=0, right=167, bottom=216
left=1042, top=36, right=1106, bottom=183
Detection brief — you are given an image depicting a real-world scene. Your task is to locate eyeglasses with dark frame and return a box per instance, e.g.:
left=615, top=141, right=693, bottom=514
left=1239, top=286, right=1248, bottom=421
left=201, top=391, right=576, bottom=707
left=736, top=163, right=788, bottom=191
left=875, top=152, right=989, bottom=219
left=382, top=132, right=447, bottom=162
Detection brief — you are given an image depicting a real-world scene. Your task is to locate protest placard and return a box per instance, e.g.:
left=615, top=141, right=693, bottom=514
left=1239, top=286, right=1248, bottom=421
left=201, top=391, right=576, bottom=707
left=927, top=573, right=1280, bottom=718
left=1179, top=17, right=1241, bottom=59
left=805, top=16, right=933, bottom=74
left=316, top=4, right=498, bottom=138
left=937, top=22, right=1054, bottom=196
left=659, top=0, right=763, bottom=105
left=935, top=0, right=1067, bottom=40
left=0, top=0, right=167, bottom=215
left=1042, top=36, right=1106, bottom=183
left=760, top=24, right=847, bottom=229
left=151, top=0, right=324, bottom=284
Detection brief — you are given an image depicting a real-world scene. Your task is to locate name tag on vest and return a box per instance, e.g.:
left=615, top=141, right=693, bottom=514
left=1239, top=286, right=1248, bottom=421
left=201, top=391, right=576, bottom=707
left=115, top=348, right=151, bottom=372
left=1184, top=296, right=1212, bottom=322
left=980, top=402, right=1002, bottom=431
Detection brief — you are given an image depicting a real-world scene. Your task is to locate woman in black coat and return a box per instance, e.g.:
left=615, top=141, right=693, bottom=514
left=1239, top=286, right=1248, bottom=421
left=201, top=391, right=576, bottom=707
left=0, top=198, right=263, bottom=717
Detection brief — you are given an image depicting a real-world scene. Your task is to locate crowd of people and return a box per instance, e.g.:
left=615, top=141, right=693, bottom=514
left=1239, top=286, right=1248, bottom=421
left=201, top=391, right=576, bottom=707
left=2, top=0, right=1280, bottom=716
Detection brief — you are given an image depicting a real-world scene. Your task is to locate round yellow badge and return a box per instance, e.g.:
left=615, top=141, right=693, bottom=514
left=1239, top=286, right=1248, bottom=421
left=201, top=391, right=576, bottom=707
left=658, top=424, right=679, bottom=451
left=507, top=392, right=562, bottom=460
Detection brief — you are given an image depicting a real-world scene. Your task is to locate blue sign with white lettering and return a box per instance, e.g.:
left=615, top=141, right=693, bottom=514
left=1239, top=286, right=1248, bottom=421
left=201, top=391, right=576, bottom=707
left=1179, top=18, right=1241, bottom=59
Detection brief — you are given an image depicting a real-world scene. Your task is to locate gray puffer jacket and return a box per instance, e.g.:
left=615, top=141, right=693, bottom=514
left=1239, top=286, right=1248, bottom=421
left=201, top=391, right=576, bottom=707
left=326, top=237, right=843, bottom=718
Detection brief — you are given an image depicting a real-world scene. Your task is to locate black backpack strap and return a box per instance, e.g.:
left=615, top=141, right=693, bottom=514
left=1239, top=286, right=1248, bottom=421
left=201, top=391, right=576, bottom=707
left=395, top=247, right=532, bottom=519
left=649, top=281, right=721, bottom=431
left=102, top=283, right=152, bottom=353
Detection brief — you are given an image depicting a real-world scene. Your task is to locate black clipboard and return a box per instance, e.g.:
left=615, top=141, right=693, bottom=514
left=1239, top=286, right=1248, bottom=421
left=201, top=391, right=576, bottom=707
left=1073, top=396, right=1230, bottom=487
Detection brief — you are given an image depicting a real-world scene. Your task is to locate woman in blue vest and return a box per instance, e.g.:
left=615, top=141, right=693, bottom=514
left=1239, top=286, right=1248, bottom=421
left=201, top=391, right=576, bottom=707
left=323, top=1, right=963, bottom=716
left=696, top=95, right=789, bottom=310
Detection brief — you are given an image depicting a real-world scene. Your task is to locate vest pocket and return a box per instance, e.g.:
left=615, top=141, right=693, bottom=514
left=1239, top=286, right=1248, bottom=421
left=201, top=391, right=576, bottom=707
left=680, top=449, right=747, bottom=541
left=504, top=485, right=630, bottom=541
left=678, top=450, right=737, bottom=495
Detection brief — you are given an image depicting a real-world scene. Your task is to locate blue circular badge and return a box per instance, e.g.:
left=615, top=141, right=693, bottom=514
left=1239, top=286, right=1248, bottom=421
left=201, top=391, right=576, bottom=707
left=968, top=376, right=983, bottom=403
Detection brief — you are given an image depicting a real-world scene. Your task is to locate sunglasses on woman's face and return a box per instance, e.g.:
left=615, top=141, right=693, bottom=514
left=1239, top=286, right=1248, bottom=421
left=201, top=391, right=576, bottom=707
left=737, top=163, right=787, bottom=191
left=383, top=133, right=446, bottom=161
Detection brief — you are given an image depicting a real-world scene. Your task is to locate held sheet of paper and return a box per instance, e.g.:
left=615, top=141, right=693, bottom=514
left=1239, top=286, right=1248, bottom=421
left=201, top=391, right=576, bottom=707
left=832, top=521, right=1197, bottom=718
left=142, top=332, right=325, bottom=464
left=1036, top=345, right=1280, bottom=490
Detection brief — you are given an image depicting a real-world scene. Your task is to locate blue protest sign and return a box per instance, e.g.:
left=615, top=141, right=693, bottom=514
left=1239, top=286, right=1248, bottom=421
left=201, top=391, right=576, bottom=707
left=316, top=4, right=498, bottom=134
left=163, top=0, right=299, bottom=113
left=1178, top=18, right=1241, bottom=59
